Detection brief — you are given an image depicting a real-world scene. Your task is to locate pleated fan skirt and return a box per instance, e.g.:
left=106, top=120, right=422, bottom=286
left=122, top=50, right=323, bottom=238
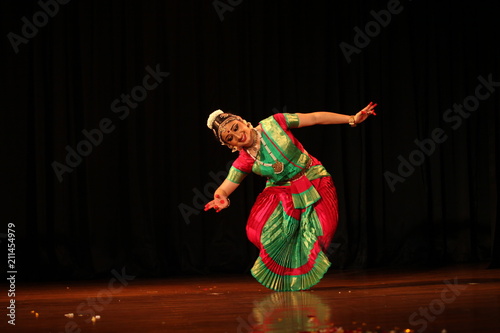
left=246, top=176, right=339, bottom=291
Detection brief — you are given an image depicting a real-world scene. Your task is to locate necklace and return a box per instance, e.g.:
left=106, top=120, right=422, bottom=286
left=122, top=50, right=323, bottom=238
left=246, top=129, right=284, bottom=174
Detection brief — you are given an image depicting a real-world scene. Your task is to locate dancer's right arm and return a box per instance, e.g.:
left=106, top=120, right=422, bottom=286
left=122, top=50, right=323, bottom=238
left=204, top=179, right=240, bottom=213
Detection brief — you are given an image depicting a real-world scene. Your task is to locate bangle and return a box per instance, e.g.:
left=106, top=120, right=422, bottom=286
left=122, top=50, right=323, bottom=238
left=226, top=198, right=230, bottom=207
left=348, top=116, right=356, bottom=127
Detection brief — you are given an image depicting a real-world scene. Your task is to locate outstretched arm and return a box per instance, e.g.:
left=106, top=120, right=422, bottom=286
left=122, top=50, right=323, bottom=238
left=204, top=178, right=240, bottom=213
left=296, top=102, right=377, bottom=128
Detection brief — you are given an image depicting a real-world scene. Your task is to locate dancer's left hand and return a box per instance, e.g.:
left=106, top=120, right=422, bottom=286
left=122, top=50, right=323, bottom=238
left=354, top=102, right=377, bottom=124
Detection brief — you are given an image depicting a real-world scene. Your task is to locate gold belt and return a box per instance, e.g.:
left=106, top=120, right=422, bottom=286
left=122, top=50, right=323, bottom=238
left=274, top=158, right=313, bottom=185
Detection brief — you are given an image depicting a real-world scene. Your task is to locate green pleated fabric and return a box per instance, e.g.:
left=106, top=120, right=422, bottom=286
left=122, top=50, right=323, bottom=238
left=250, top=203, right=331, bottom=291
left=251, top=251, right=331, bottom=291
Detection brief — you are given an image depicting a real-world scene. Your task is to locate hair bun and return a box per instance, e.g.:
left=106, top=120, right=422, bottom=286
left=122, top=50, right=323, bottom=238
left=207, top=109, right=224, bottom=129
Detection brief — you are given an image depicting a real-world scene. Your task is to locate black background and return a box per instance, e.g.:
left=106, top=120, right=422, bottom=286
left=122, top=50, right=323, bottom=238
left=1, top=0, right=498, bottom=281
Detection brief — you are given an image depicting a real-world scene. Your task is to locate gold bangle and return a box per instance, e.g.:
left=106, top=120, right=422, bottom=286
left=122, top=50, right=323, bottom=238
left=348, top=116, right=357, bottom=127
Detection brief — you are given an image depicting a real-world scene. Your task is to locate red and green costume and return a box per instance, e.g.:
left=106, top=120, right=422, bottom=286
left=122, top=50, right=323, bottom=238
left=227, top=113, right=339, bottom=291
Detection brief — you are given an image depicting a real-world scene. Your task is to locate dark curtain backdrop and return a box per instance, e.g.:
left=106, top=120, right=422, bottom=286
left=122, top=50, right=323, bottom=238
left=1, top=0, right=498, bottom=281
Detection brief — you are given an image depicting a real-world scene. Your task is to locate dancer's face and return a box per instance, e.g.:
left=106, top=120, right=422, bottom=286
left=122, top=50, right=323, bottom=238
left=221, top=119, right=254, bottom=149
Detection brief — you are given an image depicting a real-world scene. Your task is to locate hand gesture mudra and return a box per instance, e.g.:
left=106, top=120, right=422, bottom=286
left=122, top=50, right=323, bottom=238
left=204, top=194, right=230, bottom=213
left=354, top=102, right=377, bottom=125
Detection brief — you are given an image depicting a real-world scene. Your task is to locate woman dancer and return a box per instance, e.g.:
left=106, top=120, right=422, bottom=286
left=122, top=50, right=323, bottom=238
left=204, top=103, right=377, bottom=291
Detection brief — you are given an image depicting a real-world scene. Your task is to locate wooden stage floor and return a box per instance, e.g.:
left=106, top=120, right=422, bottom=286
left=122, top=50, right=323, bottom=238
left=3, top=263, right=499, bottom=333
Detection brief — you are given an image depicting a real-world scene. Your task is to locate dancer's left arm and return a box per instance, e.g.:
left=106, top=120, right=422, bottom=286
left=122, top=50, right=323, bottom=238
left=296, top=102, right=377, bottom=128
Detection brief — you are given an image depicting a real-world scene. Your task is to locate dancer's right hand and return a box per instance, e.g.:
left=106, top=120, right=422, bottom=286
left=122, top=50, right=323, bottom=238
left=204, top=194, right=230, bottom=213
